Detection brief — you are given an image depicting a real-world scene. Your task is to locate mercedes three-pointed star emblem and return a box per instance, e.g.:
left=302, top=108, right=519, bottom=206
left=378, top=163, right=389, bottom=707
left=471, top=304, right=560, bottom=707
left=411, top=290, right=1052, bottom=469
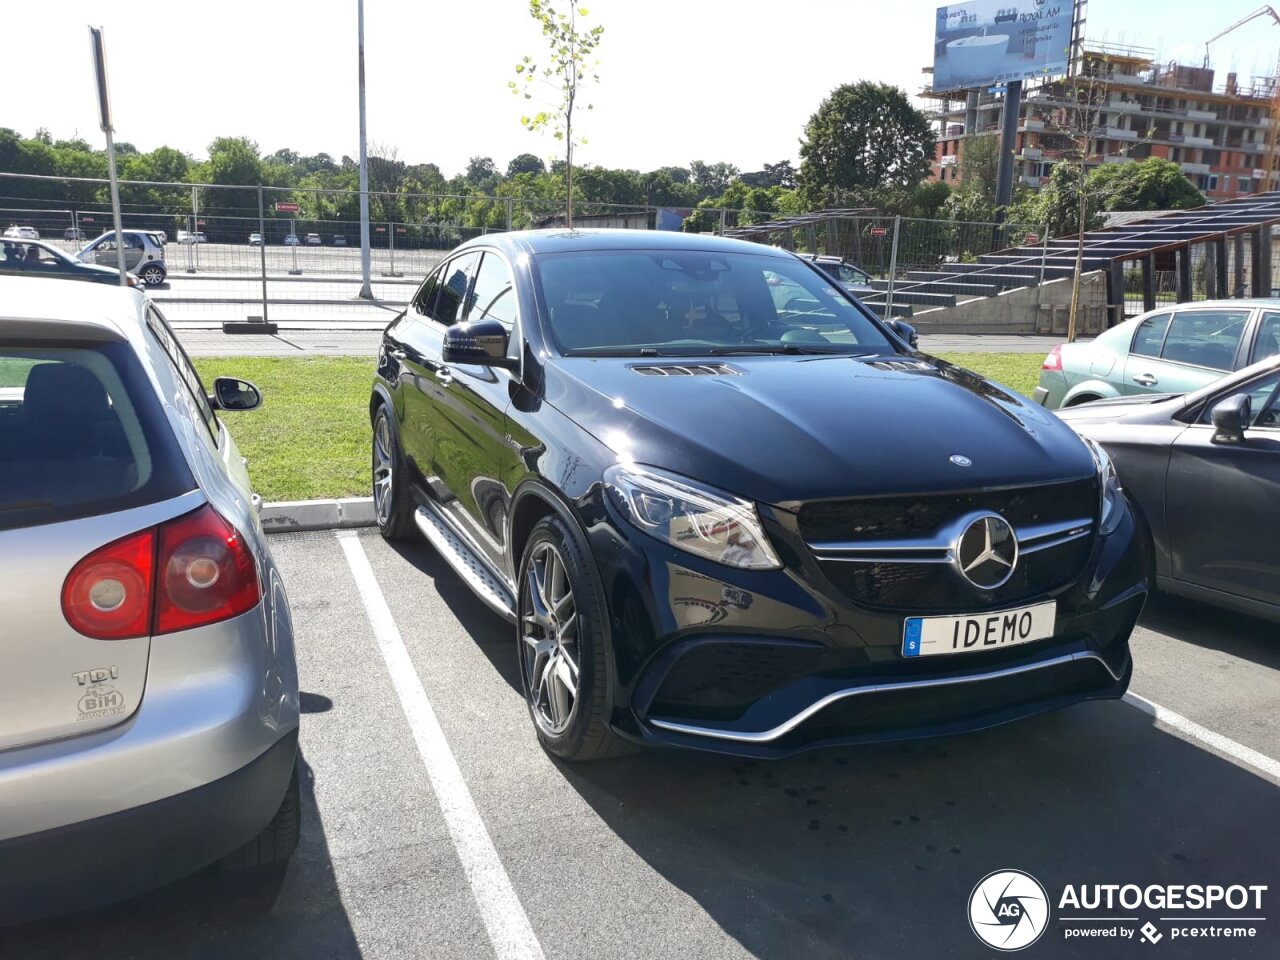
left=954, top=514, right=1018, bottom=589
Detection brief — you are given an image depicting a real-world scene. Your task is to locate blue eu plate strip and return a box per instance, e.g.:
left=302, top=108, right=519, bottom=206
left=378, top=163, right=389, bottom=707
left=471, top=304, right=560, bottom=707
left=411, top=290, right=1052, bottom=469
left=903, top=618, right=923, bottom=657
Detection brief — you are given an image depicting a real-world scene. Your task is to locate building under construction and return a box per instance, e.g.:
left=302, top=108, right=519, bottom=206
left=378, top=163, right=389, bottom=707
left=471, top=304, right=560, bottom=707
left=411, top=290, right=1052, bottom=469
left=925, top=8, right=1280, bottom=202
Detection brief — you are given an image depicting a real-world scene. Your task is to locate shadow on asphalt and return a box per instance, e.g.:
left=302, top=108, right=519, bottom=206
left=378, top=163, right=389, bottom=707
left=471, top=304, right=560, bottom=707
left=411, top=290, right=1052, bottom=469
left=0, top=752, right=362, bottom=960
left=1138, top=593, right=1279, bottom=671
left=560, top=702, right=1278, bottom=959
left=387, top=536, right=520, bottom=693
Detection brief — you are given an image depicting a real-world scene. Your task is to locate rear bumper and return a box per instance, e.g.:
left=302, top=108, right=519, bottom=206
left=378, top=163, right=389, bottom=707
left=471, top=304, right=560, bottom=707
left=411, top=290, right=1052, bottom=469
left=0, top=727, right=297, bottom=925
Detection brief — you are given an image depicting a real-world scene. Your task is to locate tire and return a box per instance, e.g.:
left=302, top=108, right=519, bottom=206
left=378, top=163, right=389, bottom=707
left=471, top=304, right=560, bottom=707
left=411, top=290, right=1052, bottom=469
left=141, top=264, right=165, bottom=286
left=219, top=760, right=300, bottom=872
left=517, top=515, right=627, bottom=761
left=373, top=403, right=415, bottom=541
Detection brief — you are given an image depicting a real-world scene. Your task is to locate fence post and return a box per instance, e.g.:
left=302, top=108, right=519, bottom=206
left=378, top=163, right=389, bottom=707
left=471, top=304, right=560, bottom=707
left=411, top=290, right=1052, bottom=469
left=256, top=186, right=269, bottom=325
left=383, top=221, right=402, bottom=278
left=505, top=197, right=514, bottom=231
left=885, top=216, right=902, bottom=322
left=192, top=186, right=201, bottom=272
left=719, top=208, right=727, bottom=236
left=1038, top=222, right=1050, bottom=286
left=288, top=216, right=301, bottom=275
left=185, top=187, right=195, bottom=274
left=72, top=209, right=80, bottom=246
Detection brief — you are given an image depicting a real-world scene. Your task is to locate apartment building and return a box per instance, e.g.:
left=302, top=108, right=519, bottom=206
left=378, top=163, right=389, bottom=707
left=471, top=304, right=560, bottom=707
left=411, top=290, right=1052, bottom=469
left=927, top=44, right=1278, bottom=201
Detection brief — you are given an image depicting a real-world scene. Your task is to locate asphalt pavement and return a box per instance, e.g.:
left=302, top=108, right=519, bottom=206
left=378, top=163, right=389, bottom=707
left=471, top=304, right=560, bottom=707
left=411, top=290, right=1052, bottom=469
left=3, top=528, right=1276, bottom=960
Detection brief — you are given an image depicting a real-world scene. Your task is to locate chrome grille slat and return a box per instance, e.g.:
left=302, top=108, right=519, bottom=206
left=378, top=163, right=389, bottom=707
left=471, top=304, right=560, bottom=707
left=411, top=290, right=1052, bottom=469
left=631, top=363, right=739, bottom=377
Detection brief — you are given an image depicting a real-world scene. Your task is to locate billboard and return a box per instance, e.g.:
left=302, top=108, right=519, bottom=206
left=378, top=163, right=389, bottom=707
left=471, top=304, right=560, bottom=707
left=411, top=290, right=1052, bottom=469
left=932, top=1, right=1073, bottom=90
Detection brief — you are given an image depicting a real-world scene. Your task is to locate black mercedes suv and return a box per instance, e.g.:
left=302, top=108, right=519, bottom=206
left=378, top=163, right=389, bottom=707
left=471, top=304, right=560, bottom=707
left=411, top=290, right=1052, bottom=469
left=369, top=230, right=1148, bottom=760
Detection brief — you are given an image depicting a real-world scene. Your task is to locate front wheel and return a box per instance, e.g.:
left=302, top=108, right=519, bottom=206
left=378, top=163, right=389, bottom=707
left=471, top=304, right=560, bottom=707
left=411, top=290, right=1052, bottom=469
left=141, top=264, right=166, bottom=286
left=517, top=516, right=626, bottom=761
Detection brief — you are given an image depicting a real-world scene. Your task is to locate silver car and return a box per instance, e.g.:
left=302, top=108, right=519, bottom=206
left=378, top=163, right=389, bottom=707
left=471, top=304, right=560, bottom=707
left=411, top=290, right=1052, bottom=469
left=77, top=229, right=169, bottom=287
left=0, top=277, right=300, bottom=922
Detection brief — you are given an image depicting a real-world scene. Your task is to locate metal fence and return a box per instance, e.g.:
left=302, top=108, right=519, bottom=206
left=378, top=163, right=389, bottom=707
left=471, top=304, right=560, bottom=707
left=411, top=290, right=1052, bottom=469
left=0, top=170, right=1058, bottom=328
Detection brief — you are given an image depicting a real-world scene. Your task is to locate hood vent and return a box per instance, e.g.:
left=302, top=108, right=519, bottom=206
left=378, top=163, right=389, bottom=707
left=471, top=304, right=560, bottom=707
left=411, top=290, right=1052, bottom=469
left=631, top=363, right=740, bottom=377
left=868, top=359, right=934, bottom=372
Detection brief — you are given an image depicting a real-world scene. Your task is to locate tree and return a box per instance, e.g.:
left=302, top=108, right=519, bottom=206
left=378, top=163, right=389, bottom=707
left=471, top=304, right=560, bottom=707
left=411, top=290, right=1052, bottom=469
left=202, top=137, right=264, bottom=215
left=506, top=153, right=546, bottom=177
left=740, top=160, right=797, bottom=189
left=943, top=134, right=1000, bottom=223
left=466, top=156, right=498, bottom=184
left=1088, top=156, right=1204, bottom=212
left=689, top=160, right=741, bottom=195
left=797, top=82, right=933, bottom=206
left=512, top=0, right=605, bottom=227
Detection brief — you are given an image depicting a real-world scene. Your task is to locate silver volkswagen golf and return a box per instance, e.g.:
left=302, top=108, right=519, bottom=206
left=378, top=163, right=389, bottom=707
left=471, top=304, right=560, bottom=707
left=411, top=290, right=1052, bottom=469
left=0, top=277, right=300, bottom=922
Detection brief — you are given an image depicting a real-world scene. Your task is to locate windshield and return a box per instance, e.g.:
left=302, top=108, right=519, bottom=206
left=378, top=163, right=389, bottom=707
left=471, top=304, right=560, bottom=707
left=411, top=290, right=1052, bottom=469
left=532, top=249, right=896, bottom=357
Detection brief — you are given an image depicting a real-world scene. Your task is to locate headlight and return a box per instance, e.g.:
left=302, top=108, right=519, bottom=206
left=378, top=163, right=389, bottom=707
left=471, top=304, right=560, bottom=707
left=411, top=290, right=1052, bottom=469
left=1082, top=437, right=1125, bottom=534
left=603, top=464, right=782, bottom=570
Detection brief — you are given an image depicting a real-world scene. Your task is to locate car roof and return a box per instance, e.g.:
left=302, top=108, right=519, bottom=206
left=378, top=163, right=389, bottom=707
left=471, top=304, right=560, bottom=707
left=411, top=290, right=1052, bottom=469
left=456, top=228, right=797, bottom=260
left=0, top=275, right=146, bottom=342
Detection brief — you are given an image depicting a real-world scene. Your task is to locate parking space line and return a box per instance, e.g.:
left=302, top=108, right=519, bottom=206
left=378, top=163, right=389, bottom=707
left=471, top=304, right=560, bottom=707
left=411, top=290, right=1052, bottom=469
left=337, top=531, right=546, bottom=960
left=1124, top=691, right=1280, bottom=782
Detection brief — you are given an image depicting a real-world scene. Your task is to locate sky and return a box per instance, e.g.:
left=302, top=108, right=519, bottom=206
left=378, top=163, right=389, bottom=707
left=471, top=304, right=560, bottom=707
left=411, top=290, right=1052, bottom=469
left=5, top=0, right=1280, bottom=178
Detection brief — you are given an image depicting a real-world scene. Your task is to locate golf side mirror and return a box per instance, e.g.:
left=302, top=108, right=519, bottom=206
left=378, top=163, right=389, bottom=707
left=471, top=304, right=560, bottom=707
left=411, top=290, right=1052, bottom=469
left=1210, top=393, right=1251, bottom=444
left=442, top=318, right=517, bottom=369
left=211, top=377, right=263, bottom=412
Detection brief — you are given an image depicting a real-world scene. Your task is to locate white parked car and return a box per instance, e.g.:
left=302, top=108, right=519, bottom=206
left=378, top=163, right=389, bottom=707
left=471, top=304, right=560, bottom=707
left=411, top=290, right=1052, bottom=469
left=4, top=226, right=40, bottom=241
left=304, top=233, right=322, bottom=246
left=78, top=230, right=168, bottom=287
left=283, top=234, right=300, bottom=246
left=248, top=233, right=264, bottom=246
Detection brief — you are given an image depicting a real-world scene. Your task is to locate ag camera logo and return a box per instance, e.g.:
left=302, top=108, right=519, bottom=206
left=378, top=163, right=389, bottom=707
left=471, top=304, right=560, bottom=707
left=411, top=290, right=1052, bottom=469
left=969, top=870, right=1050, bottom=951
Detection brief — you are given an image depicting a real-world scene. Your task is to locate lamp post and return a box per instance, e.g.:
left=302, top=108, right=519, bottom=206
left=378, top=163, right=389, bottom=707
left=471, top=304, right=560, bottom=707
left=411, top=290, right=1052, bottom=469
left=357, top=0, right=372, bottom=299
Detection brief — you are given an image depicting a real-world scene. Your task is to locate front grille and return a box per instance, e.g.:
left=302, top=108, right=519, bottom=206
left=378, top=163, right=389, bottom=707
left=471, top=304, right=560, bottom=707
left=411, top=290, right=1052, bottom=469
left=818, top=536, right=1092, bottom=612
left=797, top=478, right=1097, bottom=544
left=650, top=641, right=828, bottom=722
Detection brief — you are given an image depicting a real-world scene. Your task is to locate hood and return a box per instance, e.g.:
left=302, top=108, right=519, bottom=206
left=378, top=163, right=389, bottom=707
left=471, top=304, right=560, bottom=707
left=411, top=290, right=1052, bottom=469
left=544, top=354, right=1097, bottom=506
left=1055, top=393, right=1184, bottom=426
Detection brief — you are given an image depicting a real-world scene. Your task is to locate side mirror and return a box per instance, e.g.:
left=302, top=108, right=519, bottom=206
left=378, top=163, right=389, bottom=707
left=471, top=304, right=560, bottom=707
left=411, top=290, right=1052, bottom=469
left=211, top=376, right=263, bottom=411
left=442, top=318, right=517, bottom=368
left=1210, top=393, right=1251, bottom=444
left=889, top=319, right=919, bottom=349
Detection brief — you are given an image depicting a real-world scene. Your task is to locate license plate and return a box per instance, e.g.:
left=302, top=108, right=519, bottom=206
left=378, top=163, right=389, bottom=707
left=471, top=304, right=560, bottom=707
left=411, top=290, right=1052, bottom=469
left=902, top=601, right=1056, bottom=658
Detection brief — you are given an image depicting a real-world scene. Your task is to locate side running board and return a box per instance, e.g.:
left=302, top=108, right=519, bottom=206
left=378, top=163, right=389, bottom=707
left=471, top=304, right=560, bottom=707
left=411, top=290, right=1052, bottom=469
left=414, top=504, right=517, bottom=622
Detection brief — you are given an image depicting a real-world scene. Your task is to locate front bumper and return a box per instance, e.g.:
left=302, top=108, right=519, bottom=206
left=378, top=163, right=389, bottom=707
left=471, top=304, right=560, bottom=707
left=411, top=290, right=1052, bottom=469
left=0, top=728, right=297, bottom=924
left=590, top=492, right=1148, bottom=758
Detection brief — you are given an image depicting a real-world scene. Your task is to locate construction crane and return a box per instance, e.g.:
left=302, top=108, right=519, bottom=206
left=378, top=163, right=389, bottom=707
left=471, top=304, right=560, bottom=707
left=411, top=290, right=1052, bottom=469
left=1204, top=6, right=1280, bottom=191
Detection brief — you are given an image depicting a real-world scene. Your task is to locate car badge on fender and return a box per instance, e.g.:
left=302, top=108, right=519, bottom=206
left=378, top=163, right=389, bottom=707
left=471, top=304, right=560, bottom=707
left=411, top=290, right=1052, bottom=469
left=950, top=454, right=972, bottom=467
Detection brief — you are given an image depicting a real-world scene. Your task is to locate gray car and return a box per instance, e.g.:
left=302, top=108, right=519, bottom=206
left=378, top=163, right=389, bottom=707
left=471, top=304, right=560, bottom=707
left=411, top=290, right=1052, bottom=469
left=1057, top=353, right=1280, bottom=622
left=0, top=277, right=300, bottom=922
left=1034, top=300, right=1280, bottom=409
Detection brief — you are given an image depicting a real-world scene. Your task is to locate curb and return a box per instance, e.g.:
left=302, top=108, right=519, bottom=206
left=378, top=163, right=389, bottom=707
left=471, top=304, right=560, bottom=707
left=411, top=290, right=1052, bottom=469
left=261, top=497, right=376, bottom=534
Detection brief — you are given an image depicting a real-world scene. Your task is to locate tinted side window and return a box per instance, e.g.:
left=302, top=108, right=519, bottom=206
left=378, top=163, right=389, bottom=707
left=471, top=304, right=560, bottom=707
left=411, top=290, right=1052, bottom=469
left=412, top=267, right=441, bottom=317
left=1253, top=311, right=1280, bottom=363
left=469, top=253, right=517, bottom=328
left=1200, top=372, right=1280, bottom=429
left=1130, top=313, right=1171, bottom=357
left=429, top=252, right=480, bottom=326
left=1160, top=310, right=1249, bottom=371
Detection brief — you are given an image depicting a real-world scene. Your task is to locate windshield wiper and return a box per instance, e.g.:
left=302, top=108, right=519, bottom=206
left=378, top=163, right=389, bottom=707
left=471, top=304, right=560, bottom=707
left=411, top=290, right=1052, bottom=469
left=707, top=345, right=875, bottom=357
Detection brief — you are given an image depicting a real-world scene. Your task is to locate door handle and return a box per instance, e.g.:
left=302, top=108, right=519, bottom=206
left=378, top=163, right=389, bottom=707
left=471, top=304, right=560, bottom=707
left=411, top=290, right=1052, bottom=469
left=1132, top=373, right=1159, bottom=386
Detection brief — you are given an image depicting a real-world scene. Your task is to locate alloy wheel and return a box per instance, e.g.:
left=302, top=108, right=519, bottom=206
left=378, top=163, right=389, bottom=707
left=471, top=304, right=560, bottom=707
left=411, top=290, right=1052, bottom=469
left=521, top=541, right=580, bottom=735
left=373, top=414, right=394, bottom=526
left=143, top=266, right=164, bottom=285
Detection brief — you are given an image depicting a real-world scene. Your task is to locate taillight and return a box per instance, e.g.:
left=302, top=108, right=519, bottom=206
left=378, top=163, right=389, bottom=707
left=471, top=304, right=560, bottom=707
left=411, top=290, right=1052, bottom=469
left=61, top=505, right=261, bottom=640
left=62, top=529, right=156, bottom=640
left=154, top=505, right=261, bottom=635
left=1041, top=345, right=1064, bottom=371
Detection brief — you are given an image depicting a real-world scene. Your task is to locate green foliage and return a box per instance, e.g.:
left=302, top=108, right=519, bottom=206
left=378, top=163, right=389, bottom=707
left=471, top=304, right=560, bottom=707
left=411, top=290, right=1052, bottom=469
left=942, top=134, right=1000, bottom=223
left=1006, top=161, right=1104, bottom=235
left=506, top=153, right=547, bottom=177
left=1088, top=156, right=1204, bottom=212
left=798, top=82, right=933, bottom=206
left=511, top=1, right=605, bottom=224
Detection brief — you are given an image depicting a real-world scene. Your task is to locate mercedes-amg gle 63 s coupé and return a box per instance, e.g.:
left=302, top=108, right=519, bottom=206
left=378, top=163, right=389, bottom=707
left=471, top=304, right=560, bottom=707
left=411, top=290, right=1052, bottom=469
left=369, top=230, right=1149, bottom=760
